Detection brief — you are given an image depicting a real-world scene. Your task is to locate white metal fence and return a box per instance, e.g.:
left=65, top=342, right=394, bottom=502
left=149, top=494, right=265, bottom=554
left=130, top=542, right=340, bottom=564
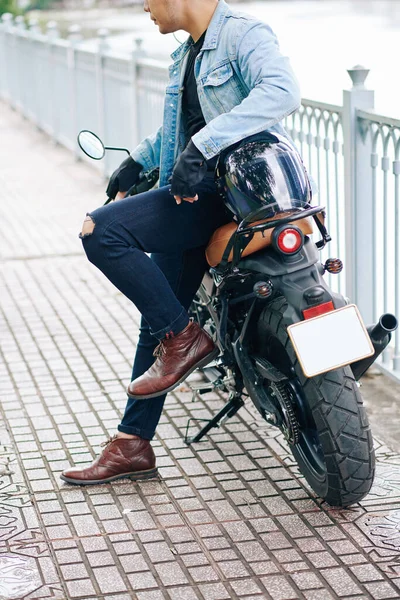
left=1, top=13, right=399, bottom=381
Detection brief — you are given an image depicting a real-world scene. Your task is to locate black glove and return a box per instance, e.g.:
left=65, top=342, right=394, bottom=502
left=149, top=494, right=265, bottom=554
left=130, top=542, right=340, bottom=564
left=126, top=168, right=160, bottom=197
left=170, top=141, right=208, bottom=199
left=106, top=156, right=143, bottom=200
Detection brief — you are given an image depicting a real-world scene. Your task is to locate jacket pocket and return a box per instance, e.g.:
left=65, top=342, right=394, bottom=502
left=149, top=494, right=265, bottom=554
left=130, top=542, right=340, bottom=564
left=201, top=62, right=244, bottom=111
left=203, top=62, right=235, bottom=87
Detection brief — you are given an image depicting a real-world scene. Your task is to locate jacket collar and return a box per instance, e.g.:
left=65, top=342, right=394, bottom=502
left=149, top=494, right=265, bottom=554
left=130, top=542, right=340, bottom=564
left=170, top=0, right=231, bottom=61
left=203, top=0, right=231, bottom=50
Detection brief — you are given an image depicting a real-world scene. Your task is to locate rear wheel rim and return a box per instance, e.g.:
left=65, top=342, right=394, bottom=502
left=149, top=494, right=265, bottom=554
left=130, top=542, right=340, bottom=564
left=260, top=332, right=327, bottom=485
left=279, top=380, right=326, bottom=483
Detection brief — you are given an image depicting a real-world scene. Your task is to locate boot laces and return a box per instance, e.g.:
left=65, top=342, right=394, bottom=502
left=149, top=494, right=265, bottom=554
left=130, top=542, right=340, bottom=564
left=100, top=434, right=118, bottom=448
left=153, top=327, right=181, bottom=358
left=153, top=340, right=167, bottom=358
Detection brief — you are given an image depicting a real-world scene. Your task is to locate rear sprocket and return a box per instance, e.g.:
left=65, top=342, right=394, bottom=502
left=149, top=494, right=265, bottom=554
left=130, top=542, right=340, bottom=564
left=270, top=381, right=300, bottom=445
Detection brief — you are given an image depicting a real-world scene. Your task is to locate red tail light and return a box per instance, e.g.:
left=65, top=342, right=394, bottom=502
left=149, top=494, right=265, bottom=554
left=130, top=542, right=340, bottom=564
left=274, top=226, right=304, bottom=255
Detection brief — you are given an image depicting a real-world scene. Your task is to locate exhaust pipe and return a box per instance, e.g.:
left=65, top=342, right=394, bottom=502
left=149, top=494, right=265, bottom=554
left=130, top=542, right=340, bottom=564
left=351, top=313, right=398, bottom=380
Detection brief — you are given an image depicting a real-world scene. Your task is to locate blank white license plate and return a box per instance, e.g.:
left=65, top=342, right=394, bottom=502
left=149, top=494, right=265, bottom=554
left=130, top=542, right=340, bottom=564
left=287, top=304, right=374, bottom=378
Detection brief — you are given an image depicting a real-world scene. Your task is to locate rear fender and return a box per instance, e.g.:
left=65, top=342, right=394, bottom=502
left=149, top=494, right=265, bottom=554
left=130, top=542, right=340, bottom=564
left=275, top=266, right=346, bottom=323
left=239, top=238, right=346, bottom=322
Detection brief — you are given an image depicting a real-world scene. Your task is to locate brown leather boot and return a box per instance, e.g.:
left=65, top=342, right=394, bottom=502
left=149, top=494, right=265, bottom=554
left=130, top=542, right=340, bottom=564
left=60, top=435, right=157, bottom=485
left=127, top=320, right=219, bottom=400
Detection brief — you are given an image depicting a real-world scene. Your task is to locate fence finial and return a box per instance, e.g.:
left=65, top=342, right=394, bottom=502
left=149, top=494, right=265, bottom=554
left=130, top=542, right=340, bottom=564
left=28, top=17, right=40, bottom=35
left=1, top=13, right=14, bottom=28
left=68, top=24, right=82, bottom=44
left=97, top=28, right=109, bottom=52
left=347, top=65, right=370, bottom=89
left=133, top=37, right=144, bottom=55
left=47, top=21, right=59, bottom=39
left=14, top=15, right=26, bottom=31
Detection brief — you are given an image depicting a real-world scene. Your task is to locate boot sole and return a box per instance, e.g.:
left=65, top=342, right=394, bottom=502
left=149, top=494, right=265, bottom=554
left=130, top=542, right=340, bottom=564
left=128, top=347, right=220, bottom=400
left=60, top=467, right=159, bottom=486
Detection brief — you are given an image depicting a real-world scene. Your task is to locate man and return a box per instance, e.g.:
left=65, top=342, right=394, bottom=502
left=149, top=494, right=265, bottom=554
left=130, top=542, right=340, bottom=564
left=61, top=0, right=301, bottom=485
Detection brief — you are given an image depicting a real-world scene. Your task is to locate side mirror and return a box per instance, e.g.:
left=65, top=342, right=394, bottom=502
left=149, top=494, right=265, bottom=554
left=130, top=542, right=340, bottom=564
left=77, top=130, right=105, bottom=160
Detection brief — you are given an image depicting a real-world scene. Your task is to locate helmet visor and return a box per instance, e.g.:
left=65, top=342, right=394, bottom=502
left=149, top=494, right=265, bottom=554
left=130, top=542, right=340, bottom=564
left=224, top=138, right=311, bottom=221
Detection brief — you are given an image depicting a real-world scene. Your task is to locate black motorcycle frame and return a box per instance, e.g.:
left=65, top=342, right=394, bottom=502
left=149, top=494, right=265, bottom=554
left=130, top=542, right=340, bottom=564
left=185, top=203, right=337, bottom=444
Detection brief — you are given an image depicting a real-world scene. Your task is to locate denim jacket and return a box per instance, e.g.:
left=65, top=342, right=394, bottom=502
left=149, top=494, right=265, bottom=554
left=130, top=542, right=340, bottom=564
left=131, top=0, right=302, bottom=188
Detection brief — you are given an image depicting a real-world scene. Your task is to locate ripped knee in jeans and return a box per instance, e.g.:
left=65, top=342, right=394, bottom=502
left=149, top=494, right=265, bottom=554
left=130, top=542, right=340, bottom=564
left=80, top=214, right=95, bottom=239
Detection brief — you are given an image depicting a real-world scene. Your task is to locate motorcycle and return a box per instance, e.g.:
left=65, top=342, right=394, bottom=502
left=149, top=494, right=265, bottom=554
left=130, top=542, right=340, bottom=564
left=78, top=130, right=397, bottom=508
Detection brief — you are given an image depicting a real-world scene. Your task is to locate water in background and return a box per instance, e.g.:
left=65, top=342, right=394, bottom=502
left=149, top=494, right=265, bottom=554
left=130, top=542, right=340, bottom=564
left=79, top=0, right=400, bottom=118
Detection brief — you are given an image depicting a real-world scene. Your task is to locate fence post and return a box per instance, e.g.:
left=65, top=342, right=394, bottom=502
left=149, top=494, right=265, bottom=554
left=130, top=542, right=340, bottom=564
left=1, top=13, right=14, bottom=101
left=131, top=37, right=145, bottom=148
left=68, top=24, right=82, bottom=157
left=47, top=21, right=60, bottom=141
left=26, top=17, right=42, bottom=124
left=96, top=28, right=109, bottom=178
left=0, top=17, right=4, bottom=99
left=13, top=16, right=26, bottom=111
left=7, top=13, right=17, bottom=110
left=342, top=66, right=375, bottom=324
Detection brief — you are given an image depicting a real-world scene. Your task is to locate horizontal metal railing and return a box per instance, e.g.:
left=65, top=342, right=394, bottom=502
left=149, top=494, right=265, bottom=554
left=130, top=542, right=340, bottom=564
left=355, top=109, right=400, bottom=375
left=285, top=101, right=345, bottom=297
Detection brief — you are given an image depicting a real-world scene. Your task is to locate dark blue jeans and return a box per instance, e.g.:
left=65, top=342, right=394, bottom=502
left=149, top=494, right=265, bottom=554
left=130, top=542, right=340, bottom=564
left=81, top=174, right=230, bottom=439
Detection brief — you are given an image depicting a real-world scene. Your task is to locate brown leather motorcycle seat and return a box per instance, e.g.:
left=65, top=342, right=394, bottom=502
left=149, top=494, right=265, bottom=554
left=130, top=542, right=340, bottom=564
left=205, top=212, right=314, bottom=267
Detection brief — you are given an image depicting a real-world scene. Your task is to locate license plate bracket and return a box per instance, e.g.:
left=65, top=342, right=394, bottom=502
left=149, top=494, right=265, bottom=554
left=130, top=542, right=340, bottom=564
left=287, top=304, right=374, bottom=378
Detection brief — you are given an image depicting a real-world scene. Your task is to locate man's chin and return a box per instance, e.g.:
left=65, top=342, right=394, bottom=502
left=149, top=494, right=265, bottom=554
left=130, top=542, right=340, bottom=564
left=155, top=22, right=182, bottom=36
left=158, top=25, right=174, bottom=35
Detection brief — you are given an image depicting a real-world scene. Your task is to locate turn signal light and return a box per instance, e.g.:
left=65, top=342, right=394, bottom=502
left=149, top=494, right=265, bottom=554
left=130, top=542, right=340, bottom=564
left=254, top=280, right=274, bottom=298
left=324, top=258, right=343, bottom=274
left=273, top=226, right=304, bottom=255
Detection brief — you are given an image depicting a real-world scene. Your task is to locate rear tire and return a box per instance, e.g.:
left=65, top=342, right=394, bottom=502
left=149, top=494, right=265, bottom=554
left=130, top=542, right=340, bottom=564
left=257, top=296, right=375, bottom=507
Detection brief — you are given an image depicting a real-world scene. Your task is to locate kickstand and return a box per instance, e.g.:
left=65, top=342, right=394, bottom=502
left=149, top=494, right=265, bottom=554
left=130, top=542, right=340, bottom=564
left=184, top=393, right=245, bottom=444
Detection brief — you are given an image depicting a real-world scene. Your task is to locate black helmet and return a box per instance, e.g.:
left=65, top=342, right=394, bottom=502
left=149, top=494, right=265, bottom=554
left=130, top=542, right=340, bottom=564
left=218, top=132, right=311, bottom=222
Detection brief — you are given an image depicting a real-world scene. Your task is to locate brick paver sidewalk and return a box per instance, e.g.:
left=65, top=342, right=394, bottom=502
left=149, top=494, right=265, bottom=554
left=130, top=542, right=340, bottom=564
left=1, top=102, right=400, bottom=600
